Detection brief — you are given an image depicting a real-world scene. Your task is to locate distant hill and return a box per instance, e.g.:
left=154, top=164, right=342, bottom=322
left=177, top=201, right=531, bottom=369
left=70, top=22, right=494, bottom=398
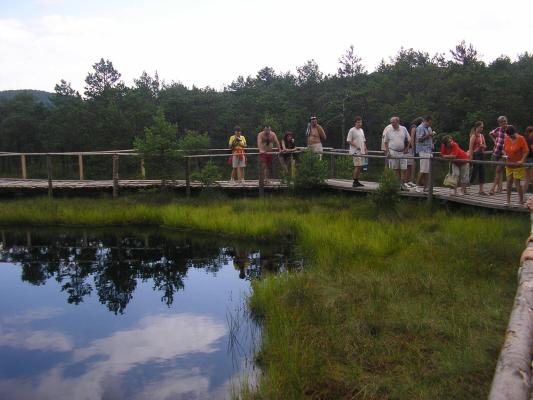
left=0, top=90, right=54, bottom=107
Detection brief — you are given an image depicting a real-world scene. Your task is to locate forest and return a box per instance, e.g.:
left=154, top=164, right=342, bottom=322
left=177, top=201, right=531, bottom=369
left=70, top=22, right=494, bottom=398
left=1, top=41, right=532, bottom=153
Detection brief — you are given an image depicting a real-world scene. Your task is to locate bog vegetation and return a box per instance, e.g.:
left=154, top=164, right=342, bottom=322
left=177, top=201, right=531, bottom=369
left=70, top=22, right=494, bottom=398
left=0, top=194, right=526, bottom=398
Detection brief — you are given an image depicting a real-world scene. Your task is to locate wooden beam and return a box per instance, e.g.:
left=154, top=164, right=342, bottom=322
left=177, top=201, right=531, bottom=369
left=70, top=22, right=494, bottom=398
left=258, top=155, right=264, bottom=197
left=20, top=154, right=27, bottom=179
left=185, top=157, right=191, bottom=197
left=140, top=157, right=146, bottom=179
left=112, top=154, right=119, bottom=198
left=46, top=155, right=53, bottom=198
left=489, top=235, right=533, bottom=399
left=78, top=154, right=84, bottom=180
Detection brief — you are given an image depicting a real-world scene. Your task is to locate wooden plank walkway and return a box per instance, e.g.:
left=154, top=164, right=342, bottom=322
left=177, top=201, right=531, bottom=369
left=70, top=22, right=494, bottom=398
left=0, top=178, right=527, bottom=212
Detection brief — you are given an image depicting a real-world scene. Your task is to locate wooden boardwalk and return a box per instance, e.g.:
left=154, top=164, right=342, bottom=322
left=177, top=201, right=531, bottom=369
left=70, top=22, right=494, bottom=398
left=0, top=178, right=527, bottom=212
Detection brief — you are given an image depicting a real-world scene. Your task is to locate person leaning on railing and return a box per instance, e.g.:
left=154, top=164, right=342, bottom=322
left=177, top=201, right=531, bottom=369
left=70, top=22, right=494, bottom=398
left=440, top=135, right=470, bottom=196
left=503, top=125, right=528, bottom=208
left=280, top=130, right=298, bottom=178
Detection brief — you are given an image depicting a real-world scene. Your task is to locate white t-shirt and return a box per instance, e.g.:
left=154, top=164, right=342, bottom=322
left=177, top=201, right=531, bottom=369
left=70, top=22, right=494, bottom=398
left=383, top=124, right=409, bottom=152
left=346, top=127, right=366, bottom=155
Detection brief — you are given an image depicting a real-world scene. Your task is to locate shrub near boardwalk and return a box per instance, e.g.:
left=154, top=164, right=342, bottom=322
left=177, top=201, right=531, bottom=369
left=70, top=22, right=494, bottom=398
left=0, top=196, right=526, bottom=399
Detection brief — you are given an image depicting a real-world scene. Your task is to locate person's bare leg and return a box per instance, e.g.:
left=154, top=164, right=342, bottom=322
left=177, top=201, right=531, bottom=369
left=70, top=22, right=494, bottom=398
left=516, top=179, right=524, bottom=204
left=279, top=158, right=288, bottom=175
left=417, top=173, right=424, bottom=186
left=290, top=159, right=296, bottom=179
left=353, top=166, right=361, bottom=180
left=497, top=167, right=503, bottom=192
left=522, top=169, right=530, bottom=193
left=231, top=168, right=236, bottom=181
left=400, top=169, right=407, bottom=183
left=506, top=176, right=513, bottom=205
left=406, top=164, right=412, bottom=182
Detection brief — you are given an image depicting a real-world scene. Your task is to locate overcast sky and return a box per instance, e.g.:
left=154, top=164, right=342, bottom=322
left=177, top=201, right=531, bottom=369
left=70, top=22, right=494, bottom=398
left=1, top=0, right=532, bottom=92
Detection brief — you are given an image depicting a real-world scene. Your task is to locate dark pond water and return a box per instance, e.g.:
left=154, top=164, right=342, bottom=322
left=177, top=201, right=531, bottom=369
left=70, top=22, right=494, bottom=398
left=0, top=228, right=303, bottom=400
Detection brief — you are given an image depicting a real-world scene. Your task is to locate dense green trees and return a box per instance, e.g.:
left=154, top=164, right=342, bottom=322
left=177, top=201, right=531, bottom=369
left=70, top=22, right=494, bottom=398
left=1, top=43, right=532, bottom=154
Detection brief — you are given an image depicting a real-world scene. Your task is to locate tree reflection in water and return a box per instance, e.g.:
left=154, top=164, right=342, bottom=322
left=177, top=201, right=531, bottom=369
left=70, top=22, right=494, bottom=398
left=0, top=228, right=303, bottom=314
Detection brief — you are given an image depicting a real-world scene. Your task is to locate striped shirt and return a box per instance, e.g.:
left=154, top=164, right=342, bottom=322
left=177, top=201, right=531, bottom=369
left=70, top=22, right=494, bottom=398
left=490, top=127, right=506, bottom=157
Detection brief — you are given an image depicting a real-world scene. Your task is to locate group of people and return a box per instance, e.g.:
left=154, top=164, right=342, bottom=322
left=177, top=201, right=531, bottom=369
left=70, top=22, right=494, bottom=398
left=228, top=116, right=325, bottom=184
left=438, top=117, right=533, bottom=207
left=227, top=114, right=533, bottom=207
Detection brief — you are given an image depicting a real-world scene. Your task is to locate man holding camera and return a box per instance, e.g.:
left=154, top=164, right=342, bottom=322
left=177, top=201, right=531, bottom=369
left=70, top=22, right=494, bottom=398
left=229, top=126, right=247, bottom=184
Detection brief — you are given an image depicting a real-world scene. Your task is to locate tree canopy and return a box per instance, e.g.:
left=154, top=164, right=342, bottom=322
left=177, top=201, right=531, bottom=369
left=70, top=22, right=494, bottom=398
left=1, top=42, right=532, bottom=154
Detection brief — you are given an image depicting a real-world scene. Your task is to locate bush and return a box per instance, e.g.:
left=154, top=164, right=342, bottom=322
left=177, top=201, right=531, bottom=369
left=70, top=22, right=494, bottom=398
left=191, top=160, right=222, bottom=188
left=293, top=150, right=328, bottom=190
left=371, top=169, right=400, bottom=210
left=134, top=109, right=181, bottom=180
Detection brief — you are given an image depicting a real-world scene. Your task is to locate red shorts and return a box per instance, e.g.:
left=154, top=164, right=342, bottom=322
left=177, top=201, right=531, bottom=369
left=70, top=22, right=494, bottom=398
left=260, top=153, right=273, bottom=165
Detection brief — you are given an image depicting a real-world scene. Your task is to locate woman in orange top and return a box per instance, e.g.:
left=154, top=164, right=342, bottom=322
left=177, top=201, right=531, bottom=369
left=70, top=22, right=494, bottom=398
left=503, top=125, right=529, bottom=207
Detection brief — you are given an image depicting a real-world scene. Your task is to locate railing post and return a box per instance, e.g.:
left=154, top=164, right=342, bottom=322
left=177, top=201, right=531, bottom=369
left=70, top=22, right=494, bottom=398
left=427, top=154, right=434, bottom=206
left=20, top=154, right=27, bottom=179
left=112, top=154, right=119, bottom=198
left=185, top=157, right=191, bottom=198
left=46, top=154, right=53, bottom=198
left=258, top=155, right=264, bottom=197
left=140, top=157, right=146, bottom=179
left=78, top=154, right=84, bottom=180
left=329, top=153, right=336, bottom=178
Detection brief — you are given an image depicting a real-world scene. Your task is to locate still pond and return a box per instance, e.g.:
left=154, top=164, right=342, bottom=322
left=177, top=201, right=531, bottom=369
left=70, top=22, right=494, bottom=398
left=0, top=228, right=302, bottom=400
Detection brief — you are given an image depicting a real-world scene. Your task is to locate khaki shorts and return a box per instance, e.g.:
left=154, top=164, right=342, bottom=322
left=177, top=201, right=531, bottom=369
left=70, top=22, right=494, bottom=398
left=452, top=163, right=470, bottom=184
left=352, top=154, right=365, bottom=167
left=388, top=149, right=407, bottom=170
left=308, top=143, right=323, bottom=153
left=232, top=154, right=246, bottom=168
left=419, top=152, right=431, bottom=173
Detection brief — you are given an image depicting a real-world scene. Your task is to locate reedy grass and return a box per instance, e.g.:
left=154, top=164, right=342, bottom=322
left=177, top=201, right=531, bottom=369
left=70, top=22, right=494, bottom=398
left=0, top=194, right=527, bottom=399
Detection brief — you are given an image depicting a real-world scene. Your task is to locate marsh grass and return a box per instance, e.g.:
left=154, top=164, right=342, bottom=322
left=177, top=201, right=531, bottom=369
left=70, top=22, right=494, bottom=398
left=0, top=194, right=527, bottom=399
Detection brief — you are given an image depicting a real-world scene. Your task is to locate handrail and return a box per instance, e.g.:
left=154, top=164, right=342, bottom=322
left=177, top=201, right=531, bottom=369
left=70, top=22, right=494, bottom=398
left=489, top=203, right=533, bottom=399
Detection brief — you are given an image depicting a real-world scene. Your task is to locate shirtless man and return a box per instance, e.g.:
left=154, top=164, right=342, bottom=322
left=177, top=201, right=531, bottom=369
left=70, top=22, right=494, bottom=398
left=257, top=126, right=280, bottom=184
left=306, top=116, right=326, bottom=157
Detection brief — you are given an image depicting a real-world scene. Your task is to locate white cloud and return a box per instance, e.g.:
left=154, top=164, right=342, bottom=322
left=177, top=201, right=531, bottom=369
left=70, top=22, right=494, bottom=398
left=1, top=0, right=532, bottom=91
left=0, top=329, right=73, bottom=352
left=0, top=313, right=227, bottom=400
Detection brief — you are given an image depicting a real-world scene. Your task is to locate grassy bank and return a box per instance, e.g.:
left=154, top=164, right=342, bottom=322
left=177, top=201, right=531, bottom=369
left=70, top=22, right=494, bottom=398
left=0, top=194, right=527, bottom=399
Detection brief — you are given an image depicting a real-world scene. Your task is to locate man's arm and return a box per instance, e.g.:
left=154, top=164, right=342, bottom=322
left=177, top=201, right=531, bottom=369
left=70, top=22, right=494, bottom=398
left=319, top=126, right=326, bottom=141
left=273, top=133, right=281, bottom=151
left=257, top=133, right=262, bottom=152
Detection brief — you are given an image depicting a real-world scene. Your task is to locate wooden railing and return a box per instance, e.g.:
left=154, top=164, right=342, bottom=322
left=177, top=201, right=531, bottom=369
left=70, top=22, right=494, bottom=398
left=1, top=147, right=533, bottom=202
left=489, top=204, right=533, bottom=399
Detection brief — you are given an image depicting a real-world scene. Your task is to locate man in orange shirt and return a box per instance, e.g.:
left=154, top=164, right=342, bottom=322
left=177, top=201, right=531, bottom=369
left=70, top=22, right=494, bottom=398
left=503, top=125, right=529, bottom=207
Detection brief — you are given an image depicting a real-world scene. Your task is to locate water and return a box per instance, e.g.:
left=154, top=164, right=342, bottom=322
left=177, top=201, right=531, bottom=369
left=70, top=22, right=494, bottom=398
left=0, top=228, right=303, bottom=400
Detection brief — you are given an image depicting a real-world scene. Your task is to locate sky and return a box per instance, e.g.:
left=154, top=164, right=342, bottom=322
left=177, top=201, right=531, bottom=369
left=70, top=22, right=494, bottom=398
left=1, top=0, right=532, bottom=92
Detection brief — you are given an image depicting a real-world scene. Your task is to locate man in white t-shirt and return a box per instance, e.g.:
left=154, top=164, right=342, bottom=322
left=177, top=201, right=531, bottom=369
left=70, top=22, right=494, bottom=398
left=346, top=116, right=367, bottom=187
left=383, top=116, right=410, bottom=189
